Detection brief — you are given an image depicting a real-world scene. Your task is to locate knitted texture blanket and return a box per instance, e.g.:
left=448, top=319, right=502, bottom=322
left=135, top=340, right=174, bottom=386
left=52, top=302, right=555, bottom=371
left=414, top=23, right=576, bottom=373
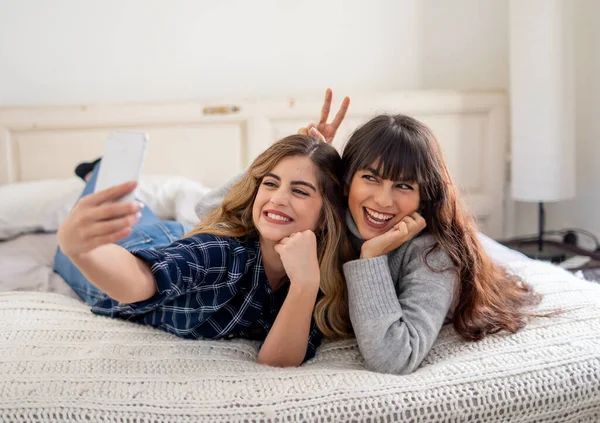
left=1, top=260, right=599, bottom=422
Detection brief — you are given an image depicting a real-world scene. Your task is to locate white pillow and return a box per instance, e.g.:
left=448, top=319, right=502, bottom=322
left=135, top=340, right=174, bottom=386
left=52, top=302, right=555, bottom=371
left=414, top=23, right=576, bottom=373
left=0, top=176, right=210, bottom=240
left=136, top=175, right=209, bottom=226
left=0, top=179, right=84, bottom=240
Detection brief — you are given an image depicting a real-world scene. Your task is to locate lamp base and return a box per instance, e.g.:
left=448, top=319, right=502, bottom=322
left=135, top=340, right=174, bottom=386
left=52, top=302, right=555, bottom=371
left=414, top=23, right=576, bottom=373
left=503, top=202, right=566, bottom=263
left=503, top=239, right=567, bottom=263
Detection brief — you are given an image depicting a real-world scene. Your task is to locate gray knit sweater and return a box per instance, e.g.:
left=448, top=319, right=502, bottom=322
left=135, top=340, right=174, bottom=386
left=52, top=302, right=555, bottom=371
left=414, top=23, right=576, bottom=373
left=343, top=210, right=456, bottom=375
left=195, top=172, right=457, bottom=375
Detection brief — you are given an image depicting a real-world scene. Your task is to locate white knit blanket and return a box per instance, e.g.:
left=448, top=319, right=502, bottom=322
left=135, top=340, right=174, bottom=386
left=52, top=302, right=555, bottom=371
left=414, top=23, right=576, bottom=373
left=1, top=260, right=599, bottom=423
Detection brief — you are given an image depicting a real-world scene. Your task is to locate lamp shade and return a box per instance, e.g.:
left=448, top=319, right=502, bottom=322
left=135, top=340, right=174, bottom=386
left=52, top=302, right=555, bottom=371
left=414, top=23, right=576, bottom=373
left=509, top=0, right=575, bottom=202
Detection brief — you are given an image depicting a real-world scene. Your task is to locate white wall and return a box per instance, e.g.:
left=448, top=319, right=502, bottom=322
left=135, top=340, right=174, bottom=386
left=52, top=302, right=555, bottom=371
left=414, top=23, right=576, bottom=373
left=0, top=0, right=508, bottom=105
left=12, top=0, right=600, bottom=242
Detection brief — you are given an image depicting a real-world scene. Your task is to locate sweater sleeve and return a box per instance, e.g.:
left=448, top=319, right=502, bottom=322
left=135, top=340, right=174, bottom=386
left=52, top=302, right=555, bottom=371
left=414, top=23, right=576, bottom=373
left=343, top=242, right=456, bottom=375
left=195, top=170, right=247, bottom=221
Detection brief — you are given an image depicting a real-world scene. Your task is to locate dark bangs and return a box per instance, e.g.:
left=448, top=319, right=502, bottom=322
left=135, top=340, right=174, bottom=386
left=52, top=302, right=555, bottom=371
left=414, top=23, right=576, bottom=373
left=342, top=114, right=432, bottom=187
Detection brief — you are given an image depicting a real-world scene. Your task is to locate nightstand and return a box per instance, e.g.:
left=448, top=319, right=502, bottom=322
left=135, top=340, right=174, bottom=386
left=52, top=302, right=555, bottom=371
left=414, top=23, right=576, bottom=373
left=501, top=239, right=600, bottom=282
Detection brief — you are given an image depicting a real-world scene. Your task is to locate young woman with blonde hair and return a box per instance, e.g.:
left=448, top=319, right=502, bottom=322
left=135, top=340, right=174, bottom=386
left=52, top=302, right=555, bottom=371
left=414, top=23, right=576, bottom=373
left=53, top=134, right=353, bottom=367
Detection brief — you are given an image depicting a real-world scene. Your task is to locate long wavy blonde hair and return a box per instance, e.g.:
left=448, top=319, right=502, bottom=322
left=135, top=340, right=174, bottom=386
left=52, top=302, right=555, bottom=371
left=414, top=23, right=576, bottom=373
left=187, top=134, right=354, bottom=339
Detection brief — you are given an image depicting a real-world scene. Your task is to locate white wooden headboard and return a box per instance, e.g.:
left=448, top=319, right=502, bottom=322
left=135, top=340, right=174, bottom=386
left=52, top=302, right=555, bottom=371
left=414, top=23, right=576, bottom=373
left=0, top=91, right=509, bottom=238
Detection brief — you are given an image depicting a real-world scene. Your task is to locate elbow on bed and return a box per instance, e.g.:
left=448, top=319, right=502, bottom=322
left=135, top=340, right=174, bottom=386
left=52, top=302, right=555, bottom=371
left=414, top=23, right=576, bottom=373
left=361, top=346, right=422, bottom=375
left=256, top=354, right=303, bottom=368
left=109, top=281, right=157, bottom=305
left=363, top=357, right=419, bottom=376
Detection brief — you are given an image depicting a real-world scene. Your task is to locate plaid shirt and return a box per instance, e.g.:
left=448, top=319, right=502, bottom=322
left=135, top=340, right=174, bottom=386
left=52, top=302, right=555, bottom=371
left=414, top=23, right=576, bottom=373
left=92, top=233, right=322, bottom=362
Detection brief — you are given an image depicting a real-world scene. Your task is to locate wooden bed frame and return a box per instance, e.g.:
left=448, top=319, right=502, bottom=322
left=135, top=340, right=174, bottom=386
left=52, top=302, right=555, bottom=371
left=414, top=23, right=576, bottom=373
left=0, top=91, right=510, bottom=238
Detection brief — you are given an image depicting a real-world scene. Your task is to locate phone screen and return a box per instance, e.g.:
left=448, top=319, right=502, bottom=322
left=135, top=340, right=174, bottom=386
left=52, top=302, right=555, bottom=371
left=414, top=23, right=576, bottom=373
left=94, top=131, right=148, bottom=202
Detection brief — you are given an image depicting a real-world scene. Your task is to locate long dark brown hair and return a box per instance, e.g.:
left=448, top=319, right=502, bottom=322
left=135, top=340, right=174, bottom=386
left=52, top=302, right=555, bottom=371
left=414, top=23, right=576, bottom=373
left=342, top=114, right=541, bottom=341
left=187, top=134, right=354, bottom=339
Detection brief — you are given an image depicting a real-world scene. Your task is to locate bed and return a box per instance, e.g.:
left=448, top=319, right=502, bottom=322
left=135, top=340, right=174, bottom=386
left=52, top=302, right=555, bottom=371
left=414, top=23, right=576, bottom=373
left=0, top=92, right=599, bottom=422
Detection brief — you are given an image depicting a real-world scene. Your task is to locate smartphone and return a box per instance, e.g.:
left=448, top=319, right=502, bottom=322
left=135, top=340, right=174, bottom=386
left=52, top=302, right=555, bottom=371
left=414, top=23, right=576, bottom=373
left=94, top=131, right=148, bottom=203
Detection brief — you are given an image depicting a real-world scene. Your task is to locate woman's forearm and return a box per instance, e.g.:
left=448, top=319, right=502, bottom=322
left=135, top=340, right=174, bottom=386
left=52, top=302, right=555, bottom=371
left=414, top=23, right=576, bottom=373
left=257, top=284, right=319, bottom=367
left=69, top=244, right=157, bottom=303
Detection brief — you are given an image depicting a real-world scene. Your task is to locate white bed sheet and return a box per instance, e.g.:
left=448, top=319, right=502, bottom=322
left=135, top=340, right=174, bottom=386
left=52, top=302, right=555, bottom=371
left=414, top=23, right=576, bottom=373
left=0, top=233, right=78, bottom=299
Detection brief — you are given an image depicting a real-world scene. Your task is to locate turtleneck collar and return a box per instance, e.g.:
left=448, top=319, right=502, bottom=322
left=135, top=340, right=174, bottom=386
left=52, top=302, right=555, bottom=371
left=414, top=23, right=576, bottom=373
left=345, top=209, right=366, bottom=252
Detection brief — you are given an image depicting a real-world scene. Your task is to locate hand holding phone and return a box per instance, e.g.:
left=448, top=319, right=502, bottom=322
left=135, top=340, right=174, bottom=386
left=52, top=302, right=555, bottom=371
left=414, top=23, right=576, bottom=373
left=58, top=131, right=148, bottom=257
left=94, top=131, right=148, bottom=202
left=58, top=181, right=143, bottom=257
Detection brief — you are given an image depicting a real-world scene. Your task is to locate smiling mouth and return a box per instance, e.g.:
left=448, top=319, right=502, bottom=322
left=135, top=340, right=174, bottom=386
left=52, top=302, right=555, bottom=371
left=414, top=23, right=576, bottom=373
left=363, top=207, right=395, bottom=228
left=263, top=211, right=294, bottom=225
